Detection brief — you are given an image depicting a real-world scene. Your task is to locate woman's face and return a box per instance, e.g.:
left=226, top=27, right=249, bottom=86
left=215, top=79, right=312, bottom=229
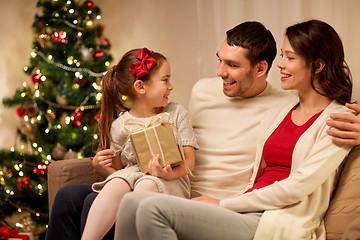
left=277, top=36, right=312, bottom=93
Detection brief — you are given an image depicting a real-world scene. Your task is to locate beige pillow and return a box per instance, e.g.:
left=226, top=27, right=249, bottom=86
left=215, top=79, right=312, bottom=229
left=342, top=215, right=360, bottom=240
left=325, top=146, right=360, bottom=239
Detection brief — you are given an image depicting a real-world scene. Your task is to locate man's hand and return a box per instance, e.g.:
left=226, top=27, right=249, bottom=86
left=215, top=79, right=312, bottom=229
left=191, top=195, right=220, bottom=206
left=327, top=103, right=360, bottom=146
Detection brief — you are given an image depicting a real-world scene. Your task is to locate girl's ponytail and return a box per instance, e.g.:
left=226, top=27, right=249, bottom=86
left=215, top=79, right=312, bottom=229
left=97, top=66, right=129, bottom=150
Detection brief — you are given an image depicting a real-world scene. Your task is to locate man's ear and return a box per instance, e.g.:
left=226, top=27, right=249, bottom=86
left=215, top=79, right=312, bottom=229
left=256, top=60, right=268, bottom=77
left=314, top=58, right=325, bottom=74
left=133, top=80, right=145, bottom=94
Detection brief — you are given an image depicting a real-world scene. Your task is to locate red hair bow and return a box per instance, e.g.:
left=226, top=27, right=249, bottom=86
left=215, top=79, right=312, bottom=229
left=129, top=48, right=157, bottom=80
left=17, top=177, right=31, bottom=191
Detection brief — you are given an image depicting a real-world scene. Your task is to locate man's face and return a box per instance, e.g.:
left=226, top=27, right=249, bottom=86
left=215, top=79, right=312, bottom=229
left=216, top=40, right=257, bottom=98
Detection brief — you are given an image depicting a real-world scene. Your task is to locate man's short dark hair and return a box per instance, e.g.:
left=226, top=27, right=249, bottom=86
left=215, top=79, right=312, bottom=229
left=226, top=21, right=276, bottom=73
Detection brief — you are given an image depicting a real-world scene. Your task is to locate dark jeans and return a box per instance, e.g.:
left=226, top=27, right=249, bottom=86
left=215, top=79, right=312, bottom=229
left=45, top=184, right=114, bottom=240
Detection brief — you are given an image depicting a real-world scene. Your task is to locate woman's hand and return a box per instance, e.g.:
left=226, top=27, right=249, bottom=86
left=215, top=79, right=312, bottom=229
left=148, top=154, right=174, bottom=180
left=327, top=103, right=360, bottom=146
left=191, top=195, right=220, bottom=206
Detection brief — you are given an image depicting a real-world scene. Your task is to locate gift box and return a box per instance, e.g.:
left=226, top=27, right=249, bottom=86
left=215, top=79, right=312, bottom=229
left=129, top=116, right=183, bottom=173
left=7, top=233, right=31, bottom=240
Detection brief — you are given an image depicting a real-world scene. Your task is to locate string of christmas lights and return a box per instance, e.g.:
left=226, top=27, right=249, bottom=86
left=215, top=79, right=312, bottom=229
left=50, top=18, right=85, bottom=31
left=36, top=50, right=107, bottom=77
left=38, top=92, right=99, bottom=110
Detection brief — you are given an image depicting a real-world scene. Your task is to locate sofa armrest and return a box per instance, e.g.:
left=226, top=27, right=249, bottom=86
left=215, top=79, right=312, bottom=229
left=47, top=157, right=102, bottom=213
left=325, top=145, right=360, bottom=239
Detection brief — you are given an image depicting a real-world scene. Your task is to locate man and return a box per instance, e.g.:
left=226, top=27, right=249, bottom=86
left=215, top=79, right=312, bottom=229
left=46, top=21, right=360, bottom=240
left=189, top=22, right=290, bottom=199
left=114, top=21, right=360, bottom=239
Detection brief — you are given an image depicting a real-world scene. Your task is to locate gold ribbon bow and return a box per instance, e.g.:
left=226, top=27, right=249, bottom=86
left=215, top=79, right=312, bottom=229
left=121, top=112, right=192, bottom=175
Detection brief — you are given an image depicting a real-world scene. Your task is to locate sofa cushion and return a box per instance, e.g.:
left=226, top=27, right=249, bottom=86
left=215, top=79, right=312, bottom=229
left=342, top=215, right=360, bottom=240
left=47, top=158, right=100, bottom=213
left=325, top=145, right=360, bottom=239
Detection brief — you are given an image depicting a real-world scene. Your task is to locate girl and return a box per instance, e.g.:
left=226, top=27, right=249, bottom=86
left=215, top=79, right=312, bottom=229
left=115, top=20, right=354, bottom=240
left=81, top=48, right=198, bottom=240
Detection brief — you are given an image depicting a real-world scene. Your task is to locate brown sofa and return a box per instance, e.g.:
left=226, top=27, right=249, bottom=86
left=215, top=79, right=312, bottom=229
left=47, top=146, right=360, bottom=239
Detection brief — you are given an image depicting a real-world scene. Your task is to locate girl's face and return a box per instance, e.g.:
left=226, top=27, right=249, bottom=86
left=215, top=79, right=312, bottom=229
left=143, top=59, right=173, bottom=108
left=277, top=36, right=312, bottom=93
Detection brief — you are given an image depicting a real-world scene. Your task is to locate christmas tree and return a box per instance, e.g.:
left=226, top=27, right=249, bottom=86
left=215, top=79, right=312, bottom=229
left=0, top=0, right=112, bottom=235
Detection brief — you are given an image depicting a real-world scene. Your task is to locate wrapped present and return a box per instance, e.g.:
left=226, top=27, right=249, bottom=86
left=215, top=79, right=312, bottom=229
left=127, top=113, right=183, bottom=173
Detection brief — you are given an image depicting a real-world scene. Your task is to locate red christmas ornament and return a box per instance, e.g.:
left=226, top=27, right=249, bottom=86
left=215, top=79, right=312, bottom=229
left=16, top=107, right=26, bottom=118
left=72, top=111, right=83, bottom=127
left=38, top=21, right=45, bottom=29
left=17, top=177, right=32, bottom=191
left=98, top=24, right=110, bottom=45
left=52, top=31, right=67, bottom=43
left=93, top=50, right=104, bottom=61
left=98, top=36, right=110, bottom=46
left=24, top=104, right=38, bottom=117
left=0, top=227, right=18, bottom=238
left=74, top=77, right=87, bottom=87
left=33, top=163, right=48, bottom=176
left=31, top=72, right=42, bottom=84
left=84, top=0, right=95, bottom=10
left=94, top=111, right=100, bottom=122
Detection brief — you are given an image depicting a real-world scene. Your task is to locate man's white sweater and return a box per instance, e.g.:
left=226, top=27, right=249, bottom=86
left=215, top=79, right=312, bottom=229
left=189, top=77, right=293, bottom=199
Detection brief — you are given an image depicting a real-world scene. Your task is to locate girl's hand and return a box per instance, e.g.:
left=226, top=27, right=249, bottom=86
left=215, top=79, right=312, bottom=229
left=92, top=149, right=114, bottom=169
left=92, top=149, right=120, bottom=178
left=148, top=154, right=174, bottom=180
left=147, top=146, right=195, bottom=181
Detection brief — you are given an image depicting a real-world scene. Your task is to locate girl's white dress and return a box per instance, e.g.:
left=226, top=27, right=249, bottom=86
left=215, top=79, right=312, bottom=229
left=92, top=102, right=198, bottom=199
